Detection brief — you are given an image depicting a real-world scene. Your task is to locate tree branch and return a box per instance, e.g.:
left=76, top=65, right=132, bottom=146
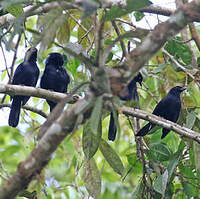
left=0, top=84, right=80, bottom=104
left=0, top=2, right=78, bottom=28
left=122, top=106, right=200, bottom=144
left=0, top=92, right=95, bottom=199
left=0, top=104, right=47, bottom=118
left=140, top=5, right=173, bottom=16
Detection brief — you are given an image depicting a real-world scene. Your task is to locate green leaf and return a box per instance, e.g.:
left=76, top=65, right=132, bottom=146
left=83, top=158, right=101, bottom=199
left=6, top=4, right=23, bottom=17
left=153, top=170, right=168, bottom=196
left=106, top=52, right=113, bottom=63
left=126, top=153, right=137, bottom=165
left=193, top=142, right=200, bottom=171
left=90, top=96, right=103, bottom=135
left=134, top=11, right=145, bottom=21
left=182, top=183, right=198, bottom=197
left=152, top=63, right=168, bottom=74
left=1, top=0, right=29, bottom=9
left=82, top=120, right=102, bottom=160
left=100, top=139, right=124, bottom=176
left=132, top=182, right=144, bottom=198
left=185, top=111, right=196, bottom=129
left=164, top=38, right=192, bottom=65
left=147, top=142, right=172, bottom=162
left=56, top=18, right=70, bottom=44
left=36, top=9, right=66, bottom=52
left=78, top=18, right=93, bottom=48
left=18, top=190, right=37, bottom=199
left=167, top=152, right=180, bottom=179
left=104, top=0, right=152, bottom=21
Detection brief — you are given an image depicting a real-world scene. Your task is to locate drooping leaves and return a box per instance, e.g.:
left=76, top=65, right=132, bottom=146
left=153, top=169, right=168, bottom=196
left=147, top=142, right=173, bottom=162
left=99, top=139, right=124, bottom=176
left=83, top=158, right=101, bottom=199
left=89, top=96, right=103, bottom=135
left=82, top=119, right=102, bottom=160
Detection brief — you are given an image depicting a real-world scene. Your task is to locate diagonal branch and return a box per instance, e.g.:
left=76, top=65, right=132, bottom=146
left=0, top=2, right=78, bottom=27
left=0, top=92, right=95, bottom=199
left=122, top=106, right=200, bottom=144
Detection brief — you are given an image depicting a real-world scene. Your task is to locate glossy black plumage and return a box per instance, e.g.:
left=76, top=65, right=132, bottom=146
left=136, top=86, right=186, bottom=139
left=8, top=47, right=39, bottom=127
left=40, top=53, right=70, bottom=112
left=108, top=73, right=143, bottom=141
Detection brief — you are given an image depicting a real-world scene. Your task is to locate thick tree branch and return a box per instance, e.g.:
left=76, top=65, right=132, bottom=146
left=0, top=2, right=78, bottom=27
left=122, top=106, right=200, bottom=144
left=140, top=5, right=173, bottom=16
left=1, top=96, right=200, bottom=198
left=189, top=23, right=200, bottom=51
left=0, top=92, right=94, bottom=199
left=0, top=84, right=80, bottom=104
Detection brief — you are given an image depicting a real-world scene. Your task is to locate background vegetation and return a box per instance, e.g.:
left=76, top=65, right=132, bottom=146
left=0, top=0, right=200, bottom=198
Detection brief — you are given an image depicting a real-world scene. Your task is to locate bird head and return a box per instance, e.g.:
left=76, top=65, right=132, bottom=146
left=45, top=53, right=64, bottom=67
left=24, top=47, right=37, bottom=63
left=169, top=86, right=186, bottom=96
left=134, top=72, right=143, bottom=86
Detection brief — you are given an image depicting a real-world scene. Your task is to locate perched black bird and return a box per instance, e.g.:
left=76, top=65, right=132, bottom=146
left=8, top=47, right=39, bottom=127
left=136, top=86, right=186, bottom=139
left=108, top=73, right=143, bottom=141
left=40, top=53, right=70, bottom=112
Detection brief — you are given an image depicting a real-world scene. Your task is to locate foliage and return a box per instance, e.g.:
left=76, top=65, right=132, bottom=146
left=0, top=0, right=200, bottom=198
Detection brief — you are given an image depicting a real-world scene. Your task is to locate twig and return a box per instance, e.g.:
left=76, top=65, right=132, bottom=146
left=0, top=44, right=10, bottom=79
left=66, top=10, right=92, bottom=45
left=121, top=106, right=200, bottom=144
left=162, top=48, right=200, bottom=88
left=0, top=104, right=48, bottom=118
left=112, top=20, right=127, bottom=60
left=1, top=33, right=22, bottom=104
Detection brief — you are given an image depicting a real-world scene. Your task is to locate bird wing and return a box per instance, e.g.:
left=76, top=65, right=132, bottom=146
left=12, top=62, right=39, bottom=86
left=12, top=63, right=25, bottom=85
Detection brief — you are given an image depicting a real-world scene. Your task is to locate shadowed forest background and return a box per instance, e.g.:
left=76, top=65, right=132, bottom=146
left=0, top=0, right=200, bottom=198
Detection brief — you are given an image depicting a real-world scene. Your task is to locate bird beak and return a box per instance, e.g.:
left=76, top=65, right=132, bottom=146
left=180, top=87, right=186, bottom=92
left=139, top=82, right=142, bottom=87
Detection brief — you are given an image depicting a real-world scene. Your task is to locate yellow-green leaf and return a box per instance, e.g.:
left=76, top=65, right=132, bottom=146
left=90, top=96, right=103, bottom=135
left=83, top=158, right=101, bottom=199
left=82, top=120, right=102, bottom=160
left=99, top=139, right=124, bottom=176
left=7, top=4, right=23, bottom=17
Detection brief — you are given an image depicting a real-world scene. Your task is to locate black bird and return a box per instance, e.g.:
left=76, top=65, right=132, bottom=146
left=40, top=53, right=70, bottom=112
left=8, top=47, right=39, bottom=127
left=108, top=73, right=143, bottom=141
left=136, top=86, right=186, bottom=139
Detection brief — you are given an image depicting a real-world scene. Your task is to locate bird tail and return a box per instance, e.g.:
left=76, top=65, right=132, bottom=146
left=8, top=97, right=21, bottom=127
left=108, top=112, right=117, bottom=141
left=161, top=128, right=170, bottom=139
left=47, top=100, right=57, bottom=112
left=136, top=123, right=154, bottom=137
